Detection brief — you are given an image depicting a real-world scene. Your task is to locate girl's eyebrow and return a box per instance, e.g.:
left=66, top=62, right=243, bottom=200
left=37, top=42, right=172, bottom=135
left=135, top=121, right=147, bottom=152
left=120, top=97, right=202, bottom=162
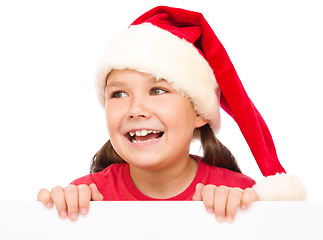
left=106, top=81, right=126, bottom=88
left=153, top=78, right=167, bottom=83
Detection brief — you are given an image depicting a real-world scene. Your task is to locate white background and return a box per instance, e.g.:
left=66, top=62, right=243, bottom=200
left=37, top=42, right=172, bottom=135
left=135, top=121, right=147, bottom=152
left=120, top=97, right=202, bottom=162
left=0, top=0, right=322, bottom=201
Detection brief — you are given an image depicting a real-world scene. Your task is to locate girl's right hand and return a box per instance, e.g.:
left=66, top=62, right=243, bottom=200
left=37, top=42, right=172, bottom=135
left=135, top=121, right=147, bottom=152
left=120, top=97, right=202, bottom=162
left=37, top=183, right=103, bottom=221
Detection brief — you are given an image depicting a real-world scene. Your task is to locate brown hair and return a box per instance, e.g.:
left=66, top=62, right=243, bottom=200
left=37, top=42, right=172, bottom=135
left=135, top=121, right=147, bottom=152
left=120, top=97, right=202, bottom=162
left=199, top=123, right=241, bottom=173
left=90, top=123, right=241, bottom=174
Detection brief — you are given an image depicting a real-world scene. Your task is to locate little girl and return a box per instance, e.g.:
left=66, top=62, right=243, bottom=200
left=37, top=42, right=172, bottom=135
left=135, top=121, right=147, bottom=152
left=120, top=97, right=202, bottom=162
left=37, top=6, right=306, bottom=222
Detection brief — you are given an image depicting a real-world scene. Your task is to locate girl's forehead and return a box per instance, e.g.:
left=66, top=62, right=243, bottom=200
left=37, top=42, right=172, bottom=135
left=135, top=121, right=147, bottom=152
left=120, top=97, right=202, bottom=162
left=106, top=69, right=167, bottom=86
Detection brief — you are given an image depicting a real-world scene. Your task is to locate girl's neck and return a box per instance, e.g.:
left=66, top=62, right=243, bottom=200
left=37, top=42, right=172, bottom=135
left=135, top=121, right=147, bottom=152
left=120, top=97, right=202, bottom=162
left=129, top=156, right=198, bottom=199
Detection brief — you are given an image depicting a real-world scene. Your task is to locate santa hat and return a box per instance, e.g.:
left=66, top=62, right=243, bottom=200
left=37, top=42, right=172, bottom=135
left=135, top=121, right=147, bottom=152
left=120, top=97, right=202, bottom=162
left=94, top=6, right=306, bottom=200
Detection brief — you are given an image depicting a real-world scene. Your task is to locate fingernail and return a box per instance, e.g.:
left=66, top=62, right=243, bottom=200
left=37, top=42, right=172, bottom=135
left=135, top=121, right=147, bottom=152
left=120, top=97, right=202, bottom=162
left=216, top=215, right=225, bottom=221
left=60, top=211, right=67, bottom=218
left=69, top=213, right=78, bottom=221
left=46, top=202, right=52, bottom=208
left=207, top=208, right=214, bottom=213
left=80, top=208, right=88, bottom=215
left=241, top=204, right=247, bottom=210
left=226, top=215, right=233, bottom=221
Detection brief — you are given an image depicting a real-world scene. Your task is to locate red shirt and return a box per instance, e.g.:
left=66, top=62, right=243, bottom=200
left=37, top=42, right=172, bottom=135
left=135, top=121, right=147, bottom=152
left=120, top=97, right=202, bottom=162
left=71, top=156, right=255, bottom=200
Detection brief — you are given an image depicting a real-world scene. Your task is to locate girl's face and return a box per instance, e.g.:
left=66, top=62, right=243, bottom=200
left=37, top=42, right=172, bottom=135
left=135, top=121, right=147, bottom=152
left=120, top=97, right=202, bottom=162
left=105, top=69, right=207, bottom=172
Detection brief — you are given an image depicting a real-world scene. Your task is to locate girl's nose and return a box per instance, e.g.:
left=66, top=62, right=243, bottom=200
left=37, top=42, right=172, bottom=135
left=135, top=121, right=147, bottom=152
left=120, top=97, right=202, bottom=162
left=128, top=97, right=152, bottom=119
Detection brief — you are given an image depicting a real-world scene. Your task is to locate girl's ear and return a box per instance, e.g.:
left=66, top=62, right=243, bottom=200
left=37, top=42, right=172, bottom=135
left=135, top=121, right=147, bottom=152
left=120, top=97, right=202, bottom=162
left=194, top=114, right=209, bottom=128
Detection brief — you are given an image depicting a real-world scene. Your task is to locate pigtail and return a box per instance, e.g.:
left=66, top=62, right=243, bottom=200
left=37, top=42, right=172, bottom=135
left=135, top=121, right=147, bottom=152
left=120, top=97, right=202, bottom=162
left=90, top=140, right=125, bottom=173
left=199, top=123, right=242, bottom=173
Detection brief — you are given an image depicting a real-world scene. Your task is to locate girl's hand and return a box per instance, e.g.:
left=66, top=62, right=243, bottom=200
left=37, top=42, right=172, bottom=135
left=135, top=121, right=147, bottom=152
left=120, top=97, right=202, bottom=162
left=37, top=183, right=103, bottom=221
left=192, top=183, right=259, bottom=222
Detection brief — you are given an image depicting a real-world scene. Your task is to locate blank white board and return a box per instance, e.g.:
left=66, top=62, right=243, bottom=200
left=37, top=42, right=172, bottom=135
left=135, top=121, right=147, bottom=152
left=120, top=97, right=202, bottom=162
left=0, top=201, right=322, bottom=240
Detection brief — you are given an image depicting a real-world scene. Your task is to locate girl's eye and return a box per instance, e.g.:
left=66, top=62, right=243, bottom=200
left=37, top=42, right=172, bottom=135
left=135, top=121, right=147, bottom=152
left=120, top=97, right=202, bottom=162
left=111, top=91, right=128, bottom=98
left=151, top=88, right=167, bottom=96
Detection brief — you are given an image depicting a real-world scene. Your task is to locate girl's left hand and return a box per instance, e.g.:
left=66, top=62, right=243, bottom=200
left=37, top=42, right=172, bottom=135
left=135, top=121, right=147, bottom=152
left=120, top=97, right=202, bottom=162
left=192, top=183, right=259, bottom=222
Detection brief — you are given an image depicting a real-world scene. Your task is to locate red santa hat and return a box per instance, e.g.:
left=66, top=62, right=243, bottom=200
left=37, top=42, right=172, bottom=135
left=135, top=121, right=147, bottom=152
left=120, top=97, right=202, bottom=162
left=94, top=6, right=306, bottom=200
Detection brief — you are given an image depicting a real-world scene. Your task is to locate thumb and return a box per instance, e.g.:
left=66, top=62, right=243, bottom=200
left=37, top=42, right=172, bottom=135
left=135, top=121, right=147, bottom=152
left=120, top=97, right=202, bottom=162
left=192, top=183, right=204, bottom=201
left=89, top=183, right=104, bottom=201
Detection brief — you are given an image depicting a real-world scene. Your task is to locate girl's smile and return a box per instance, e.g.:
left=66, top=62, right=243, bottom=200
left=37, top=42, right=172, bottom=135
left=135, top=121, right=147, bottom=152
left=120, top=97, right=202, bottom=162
left=126, top=129, right=164, bottom=144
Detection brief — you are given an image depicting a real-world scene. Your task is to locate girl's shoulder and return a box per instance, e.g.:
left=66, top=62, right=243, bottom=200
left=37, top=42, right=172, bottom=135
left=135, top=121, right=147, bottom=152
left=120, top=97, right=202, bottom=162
left=194, top=156, right=256, bottom=189
left=70, top=162, right=128, bottom=186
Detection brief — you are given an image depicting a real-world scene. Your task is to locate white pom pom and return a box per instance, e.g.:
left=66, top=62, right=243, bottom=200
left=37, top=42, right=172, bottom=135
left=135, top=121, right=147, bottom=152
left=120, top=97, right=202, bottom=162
left=253, top=174, right=308, bottom=201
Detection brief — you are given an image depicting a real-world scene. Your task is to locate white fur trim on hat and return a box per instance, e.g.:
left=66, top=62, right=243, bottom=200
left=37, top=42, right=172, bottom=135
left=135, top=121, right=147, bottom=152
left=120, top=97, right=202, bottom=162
left=94, top=23, right=221, bottom=133
left=253, top=174, right=308, bottom=201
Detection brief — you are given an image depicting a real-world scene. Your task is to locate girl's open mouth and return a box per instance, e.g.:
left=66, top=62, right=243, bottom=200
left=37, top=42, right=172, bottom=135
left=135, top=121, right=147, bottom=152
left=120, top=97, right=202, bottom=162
left=127, top=129, right=164, bottom=143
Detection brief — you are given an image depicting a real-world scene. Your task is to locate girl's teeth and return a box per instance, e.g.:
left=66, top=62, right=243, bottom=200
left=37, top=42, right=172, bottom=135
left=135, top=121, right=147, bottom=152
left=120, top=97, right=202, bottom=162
left=132, top=138, right=160, bottom=143
left=131, top=130, right=160, bottom=137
